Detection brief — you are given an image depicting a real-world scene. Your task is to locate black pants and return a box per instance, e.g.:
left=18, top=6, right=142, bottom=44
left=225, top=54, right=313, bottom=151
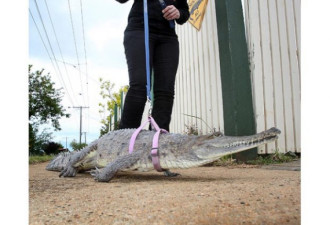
left=119, top=30, right=179, bottom=132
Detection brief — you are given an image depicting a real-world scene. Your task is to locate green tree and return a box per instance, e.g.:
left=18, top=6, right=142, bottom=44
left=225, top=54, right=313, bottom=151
left=29, top=126, right=53, bottom=155
left=29, top=65, right=70, bottom=155
left=98, top=78, right=128, bottom=136
left=70, top=139, right=88, bottom=151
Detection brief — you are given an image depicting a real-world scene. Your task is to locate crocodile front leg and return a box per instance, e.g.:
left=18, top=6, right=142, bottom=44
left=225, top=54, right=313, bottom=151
left=59, top=141, right=98, bottom=177
left=91, top=151, right=142, bottom=182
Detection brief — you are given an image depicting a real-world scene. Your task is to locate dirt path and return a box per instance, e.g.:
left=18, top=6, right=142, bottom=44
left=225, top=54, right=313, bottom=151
left=30, top=162, right=300, bottom=225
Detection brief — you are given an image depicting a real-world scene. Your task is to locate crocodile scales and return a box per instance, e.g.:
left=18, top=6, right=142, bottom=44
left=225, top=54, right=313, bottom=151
left=46, top=127, right=281, bottom=182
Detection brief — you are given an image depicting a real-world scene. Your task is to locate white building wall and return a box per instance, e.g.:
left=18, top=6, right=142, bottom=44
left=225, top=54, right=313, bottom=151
left=167, top=0, right=300, bottom=154
left=243, top=0, right=301, bottom=153
left=170, top=0, right=225, bottom=135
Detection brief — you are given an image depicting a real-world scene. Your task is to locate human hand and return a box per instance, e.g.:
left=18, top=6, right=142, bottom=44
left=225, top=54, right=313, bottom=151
left=162, top=5, right=180, bottom=20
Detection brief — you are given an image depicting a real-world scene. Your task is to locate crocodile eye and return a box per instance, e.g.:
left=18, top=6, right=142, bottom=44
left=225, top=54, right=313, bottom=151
left=206, top=144, right=214, bottom=149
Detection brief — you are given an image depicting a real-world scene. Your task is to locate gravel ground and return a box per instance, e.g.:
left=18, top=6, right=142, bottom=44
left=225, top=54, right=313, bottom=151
left=29, top=162, right=300, bottom=225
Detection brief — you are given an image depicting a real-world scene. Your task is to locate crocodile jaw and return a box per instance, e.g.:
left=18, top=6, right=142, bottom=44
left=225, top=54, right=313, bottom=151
left=193, top=127, right=281, bottom=160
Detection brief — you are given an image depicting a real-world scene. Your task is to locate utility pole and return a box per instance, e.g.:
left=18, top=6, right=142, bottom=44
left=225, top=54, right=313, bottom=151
left=82, top=132, right=87, bottom=144
left=70, top=106, right=89, bottom=146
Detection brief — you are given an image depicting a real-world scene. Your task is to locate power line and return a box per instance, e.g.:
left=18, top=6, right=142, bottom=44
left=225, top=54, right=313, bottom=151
left=30, top=8, right=75, bottom=106
left=43, top=0, right=78, bottom=104
left=32, top=0, right=75, bottom=105
left=31, top=1, right=98, bottom=141
left=52, top=58, right=99, bottom=85
left=67, top=0, right=86, bottom=107
left=79, top=0, right=90, bottom=131
left=29, top=9, right=57, bottom=75
left=52, top=58, right=86, bottom=68
left=79, top=0, right=89, bottom=107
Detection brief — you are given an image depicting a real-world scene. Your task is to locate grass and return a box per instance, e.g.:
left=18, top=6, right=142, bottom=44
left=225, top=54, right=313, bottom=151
left=29, top=155, right=54, bottom=164
left=212, top=150, right=298, bottom=167
left=246, top=151, right=298, bottom=165
left=184, top=124, right=199, bottom=136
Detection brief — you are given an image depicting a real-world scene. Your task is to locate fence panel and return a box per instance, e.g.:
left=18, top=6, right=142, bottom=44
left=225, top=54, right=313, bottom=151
left=243, top=0, right=301, bottom=153
left=171, top=0, right=224, bottom=135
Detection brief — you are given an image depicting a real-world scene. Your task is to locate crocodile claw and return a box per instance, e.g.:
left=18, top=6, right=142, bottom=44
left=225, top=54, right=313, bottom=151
left=90, top=167, right=112, bottom=182
left=163, top=170, right=181, bottom=177
left=90, top=167, right=100, bottom=178
left=59, top=165, right=77, bottom=177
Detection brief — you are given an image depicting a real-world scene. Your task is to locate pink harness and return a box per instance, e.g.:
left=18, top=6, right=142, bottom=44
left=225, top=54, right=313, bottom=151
left=128, top=116, right=168, bottom=172
left=128, top=1, right=169, bottom=172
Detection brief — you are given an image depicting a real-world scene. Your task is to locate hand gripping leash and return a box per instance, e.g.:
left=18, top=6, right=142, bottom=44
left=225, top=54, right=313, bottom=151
left=158, top=0, right=175, bottom=29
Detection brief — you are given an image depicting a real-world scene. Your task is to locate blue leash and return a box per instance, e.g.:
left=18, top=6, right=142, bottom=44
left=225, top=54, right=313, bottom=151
left=143, top=0, right=151, bottom=102
left=144, top=0, right=175, bottom=103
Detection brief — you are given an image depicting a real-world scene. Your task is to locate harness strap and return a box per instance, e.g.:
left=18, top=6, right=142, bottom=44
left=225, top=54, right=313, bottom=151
left=151, top=128, right=168, bottom=172
left=148, top=116, right=161, bottom=131
left=128, top=116, right=168, bottom=172
left=128, top=118, right=150, bottom=154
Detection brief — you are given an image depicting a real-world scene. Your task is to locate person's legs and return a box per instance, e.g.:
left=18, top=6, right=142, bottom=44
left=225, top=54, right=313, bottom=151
left=120, top=30, right=155, bottom=129
left=151, top=35, right=179, bottom=132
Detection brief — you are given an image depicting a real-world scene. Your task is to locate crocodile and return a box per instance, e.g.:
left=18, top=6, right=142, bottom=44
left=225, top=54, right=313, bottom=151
left=46, top=127, right=281, bottom=182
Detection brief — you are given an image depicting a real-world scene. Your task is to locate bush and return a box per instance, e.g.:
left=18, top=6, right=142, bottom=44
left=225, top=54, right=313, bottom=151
left=43, top=142, right=63, bottom=155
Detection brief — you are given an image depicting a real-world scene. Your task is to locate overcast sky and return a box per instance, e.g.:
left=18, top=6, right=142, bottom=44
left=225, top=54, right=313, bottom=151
left=29, top=0, right=134, bottom=148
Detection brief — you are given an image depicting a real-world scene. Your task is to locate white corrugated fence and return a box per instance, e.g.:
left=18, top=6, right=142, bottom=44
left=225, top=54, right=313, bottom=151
left=243, top=0, right=301, bottom=153
left=170, top=0, right=300, bottom=154
left=171, top=0, right=224, bottom=135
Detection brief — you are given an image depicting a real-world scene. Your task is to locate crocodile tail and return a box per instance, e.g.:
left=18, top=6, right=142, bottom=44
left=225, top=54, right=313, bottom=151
left=46, top=151, right=76, bottom=171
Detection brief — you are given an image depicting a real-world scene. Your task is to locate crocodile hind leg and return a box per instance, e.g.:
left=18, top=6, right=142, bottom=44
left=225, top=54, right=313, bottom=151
left=91, top=151, right=142, bottom=182
left=59, top=140, right=98, bottom=177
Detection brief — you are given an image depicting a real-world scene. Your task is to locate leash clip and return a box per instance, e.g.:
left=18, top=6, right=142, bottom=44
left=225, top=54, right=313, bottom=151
left=147, top=98, right=153, bottom=116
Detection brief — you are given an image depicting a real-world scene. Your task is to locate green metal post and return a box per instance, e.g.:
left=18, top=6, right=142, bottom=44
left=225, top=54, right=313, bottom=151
left=109, top=116, right=112, bottom=132
left=120, top=90, right=123, bottom=117
left=215, top=0, right=257, bottom=161
left=114, top=104, right=118, bottom=130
